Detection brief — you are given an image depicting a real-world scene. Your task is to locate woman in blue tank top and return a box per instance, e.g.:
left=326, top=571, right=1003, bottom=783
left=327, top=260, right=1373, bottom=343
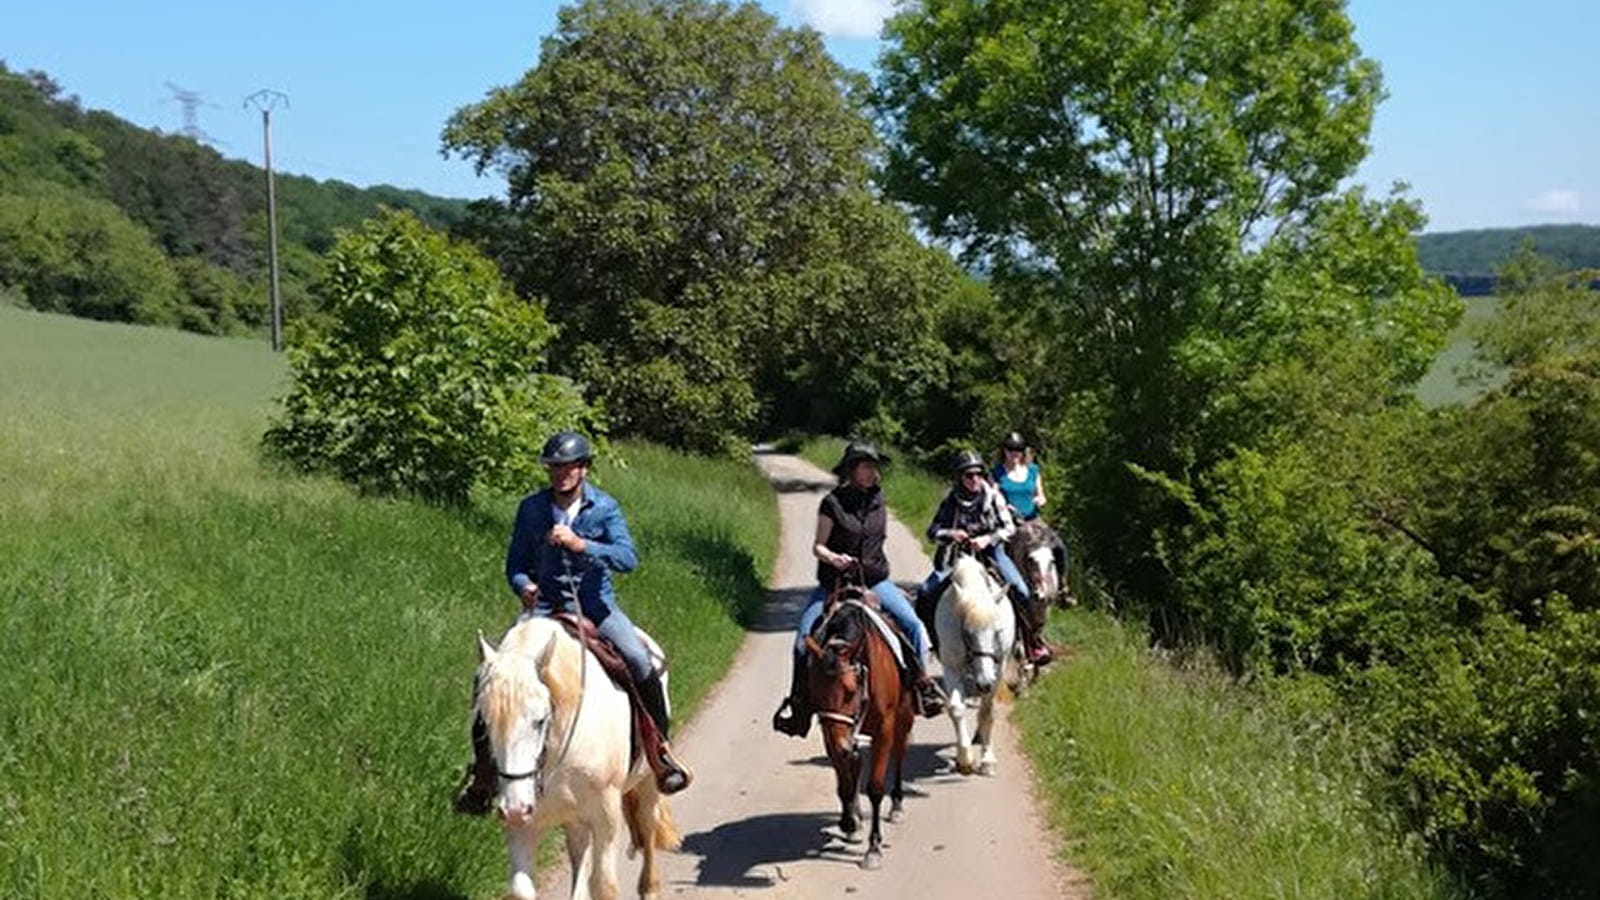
left=993, top=432, right=1045, bottom=519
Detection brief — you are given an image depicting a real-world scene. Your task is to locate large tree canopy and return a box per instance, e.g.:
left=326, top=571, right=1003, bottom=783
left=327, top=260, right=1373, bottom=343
left=445, top=0, right=954, bottom=452
left=876, top=0, right=1455, bottom=602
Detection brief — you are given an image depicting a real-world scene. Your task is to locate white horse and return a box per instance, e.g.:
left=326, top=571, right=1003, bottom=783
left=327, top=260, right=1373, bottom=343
left=475, top=616, right=679, bottom=900
left=933, top=554, right=1019, bottom=776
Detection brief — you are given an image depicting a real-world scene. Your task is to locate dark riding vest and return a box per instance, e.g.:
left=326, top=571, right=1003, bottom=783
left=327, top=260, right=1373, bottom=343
left=816, top=485, right=890, bottom=591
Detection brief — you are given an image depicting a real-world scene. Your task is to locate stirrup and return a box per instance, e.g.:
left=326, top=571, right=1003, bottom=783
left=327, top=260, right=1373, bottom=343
left=771, top=697, right=811, bottom=738
left=656, top=745, right=693, bottom=794
left=915, top=679, right=946, bottom=718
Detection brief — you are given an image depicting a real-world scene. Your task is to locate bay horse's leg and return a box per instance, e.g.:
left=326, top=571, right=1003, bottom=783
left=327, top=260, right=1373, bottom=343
left=826, top=731, right=861, bottom=841
left=506, top=824, right=542, bottom=900
left=860, top=669, right=897, bottom=869
left=887, top=681, right=913, bottom=823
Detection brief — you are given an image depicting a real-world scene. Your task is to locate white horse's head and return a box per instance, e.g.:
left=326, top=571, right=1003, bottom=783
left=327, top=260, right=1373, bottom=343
left=943, top=555, right=1011, bottom=695
left=474, top=621, right=569, bottom=827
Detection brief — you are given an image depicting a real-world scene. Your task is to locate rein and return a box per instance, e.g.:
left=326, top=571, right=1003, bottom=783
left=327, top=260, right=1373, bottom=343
left=811, top=598, right=875, bottom=748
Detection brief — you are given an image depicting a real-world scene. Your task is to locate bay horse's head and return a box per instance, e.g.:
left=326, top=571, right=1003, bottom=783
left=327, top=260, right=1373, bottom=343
left=473, top=620, right=577, bottom=827
left=803, top=600, right=869, bottom=744
left=1013, top=520, right=1062, bottom=611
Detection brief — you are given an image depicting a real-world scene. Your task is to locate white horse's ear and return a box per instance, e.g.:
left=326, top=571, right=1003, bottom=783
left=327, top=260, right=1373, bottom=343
left=477, top=631, right=498, bottom=664
left=535, top=631, right=558, bottom=669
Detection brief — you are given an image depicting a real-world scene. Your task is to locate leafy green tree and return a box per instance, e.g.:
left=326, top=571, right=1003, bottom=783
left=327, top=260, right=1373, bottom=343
left=877, top=0, right=1453, bottom=606
left=445, top=0, right=950, bottom=452
left=265, top=210, right=600, bottom=505
left=0, top=178, right=181, bottom=324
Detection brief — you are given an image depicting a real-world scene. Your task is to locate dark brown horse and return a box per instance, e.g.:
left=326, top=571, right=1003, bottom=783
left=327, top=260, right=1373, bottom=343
left=803, top=592, right=914, bottom=869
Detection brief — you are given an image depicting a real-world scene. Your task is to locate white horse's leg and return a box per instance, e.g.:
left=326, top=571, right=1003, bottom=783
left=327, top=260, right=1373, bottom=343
left=585, top=787, right=625, bottom=900
left=505, top=824, right=542, bottom=900
left=625, top=786, right=663, bottom=900
left=567, top=823, right=594, bottom=900
left=977, top=694, right=998, bottom=775
left=941, top=672, right=978, bottom=775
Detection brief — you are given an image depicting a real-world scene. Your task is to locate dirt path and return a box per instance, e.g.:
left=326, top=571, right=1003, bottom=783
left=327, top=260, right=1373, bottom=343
left=558, top=452, right=1088, bottom=897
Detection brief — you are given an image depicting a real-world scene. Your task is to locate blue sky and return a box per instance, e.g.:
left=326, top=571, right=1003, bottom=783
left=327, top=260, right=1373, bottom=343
left=7, top=0, right=1596, bottom=232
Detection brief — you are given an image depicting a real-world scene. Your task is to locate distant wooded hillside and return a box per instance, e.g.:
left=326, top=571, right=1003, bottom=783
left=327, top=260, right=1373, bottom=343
left=0, top=62, right=471, bottom=334
left=1418, top=224, right=1600, bottom=278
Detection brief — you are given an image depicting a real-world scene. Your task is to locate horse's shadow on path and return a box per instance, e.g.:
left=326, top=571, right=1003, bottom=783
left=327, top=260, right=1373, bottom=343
left=677, top=811, right=869, bottom=887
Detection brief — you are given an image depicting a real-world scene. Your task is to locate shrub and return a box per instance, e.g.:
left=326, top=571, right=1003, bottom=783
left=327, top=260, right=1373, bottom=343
left=265, top=210, right=601, bottom=504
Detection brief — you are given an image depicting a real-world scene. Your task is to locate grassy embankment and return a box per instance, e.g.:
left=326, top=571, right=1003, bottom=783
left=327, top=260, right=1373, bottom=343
left=0, top=306, right=776, bottom=900
left=1416, top=295, right=1502, bottom=407
left=829, top=439, right=1460, bottom=899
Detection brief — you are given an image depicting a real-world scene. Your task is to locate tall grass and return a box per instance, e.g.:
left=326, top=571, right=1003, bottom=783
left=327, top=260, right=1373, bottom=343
left=1014, top=613, right=1462, bottom=899
left=0, top=307, right=776, bottom=900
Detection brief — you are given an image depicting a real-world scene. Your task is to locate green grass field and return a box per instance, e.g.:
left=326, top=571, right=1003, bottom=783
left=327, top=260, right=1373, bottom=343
left=1416, top=295, right=1503, bottom=407
left=0, top=306, right=777, bottom=899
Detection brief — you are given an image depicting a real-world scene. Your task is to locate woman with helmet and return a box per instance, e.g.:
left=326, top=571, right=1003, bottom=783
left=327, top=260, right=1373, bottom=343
left=915, top=450, right=1051, bottom=665
left=772, top=440, right=946, bottom=738
left=993, top=431, right=1070, bottom=584
left=454, top=430, right=690, bottom=814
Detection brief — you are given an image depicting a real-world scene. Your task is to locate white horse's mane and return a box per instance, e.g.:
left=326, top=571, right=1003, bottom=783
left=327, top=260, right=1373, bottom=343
left=477, top=617, right=575, bottom=750
left=948, top=555, right=1001, bottom=629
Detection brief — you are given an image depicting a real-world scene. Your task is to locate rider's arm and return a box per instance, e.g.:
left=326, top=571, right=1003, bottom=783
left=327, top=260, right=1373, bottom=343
left=813, top=513, right=838, bottom=564
left=1034, top=464, right=1047, bottom=509
left=505, top=495, right=546, bottom=596
left=582, top=497, right=638, bottom=573
left=927, top=494, right=959, bottom=543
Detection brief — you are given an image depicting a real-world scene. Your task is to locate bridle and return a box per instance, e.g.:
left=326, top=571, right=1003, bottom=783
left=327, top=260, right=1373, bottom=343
left=808, top=597, right=873, bottom=750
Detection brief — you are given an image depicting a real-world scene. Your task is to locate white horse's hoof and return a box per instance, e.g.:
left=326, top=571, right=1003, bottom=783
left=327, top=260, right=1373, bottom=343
left=978, top=760, right=996, bottom=776
left=886, top=807, right=904, bottom=824
left=862, top=850, right=883, bottom=870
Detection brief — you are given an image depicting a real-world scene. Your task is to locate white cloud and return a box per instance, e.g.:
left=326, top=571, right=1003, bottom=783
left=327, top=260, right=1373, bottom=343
left=790, top=0, right=896, bottom=39
left=1526, top=189, right=1582, bottom=216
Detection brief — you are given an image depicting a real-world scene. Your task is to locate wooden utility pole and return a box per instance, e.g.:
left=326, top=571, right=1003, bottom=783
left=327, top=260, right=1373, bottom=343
left=244, top=90, right=289, bottom=351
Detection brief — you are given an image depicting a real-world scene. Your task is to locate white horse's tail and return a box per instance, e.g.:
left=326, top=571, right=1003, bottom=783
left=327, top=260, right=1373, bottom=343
left=624, top=787, right=682, bottom=852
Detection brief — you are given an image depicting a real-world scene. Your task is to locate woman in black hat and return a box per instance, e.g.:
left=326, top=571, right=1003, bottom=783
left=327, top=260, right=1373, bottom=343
left=772, top=440, right=945, bottom=737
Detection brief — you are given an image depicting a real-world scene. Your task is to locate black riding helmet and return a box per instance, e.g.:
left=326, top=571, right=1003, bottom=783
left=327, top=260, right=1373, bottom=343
left=833, top=440, right=890, bottom=476
left=1000, top=431, right=1028, bottom=451
left=950, top=449, right=985, bottom=478
left=539, top=430, right=594, bottom=466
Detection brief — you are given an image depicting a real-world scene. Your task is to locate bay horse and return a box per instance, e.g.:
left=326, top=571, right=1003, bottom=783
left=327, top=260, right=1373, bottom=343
left=1010, top=517, right=1070, bottom=609
left=933, top=554, right=1019, bottom=775
left=474, top=615, right=680, bottom=900
left=803, top=589, right=914, bottom=870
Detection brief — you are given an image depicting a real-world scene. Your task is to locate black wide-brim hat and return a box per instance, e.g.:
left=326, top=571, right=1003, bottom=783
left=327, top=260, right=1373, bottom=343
left=833, top=440, right=890, bottom=475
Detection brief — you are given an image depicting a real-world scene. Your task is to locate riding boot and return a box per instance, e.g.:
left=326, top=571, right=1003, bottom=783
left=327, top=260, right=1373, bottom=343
left=915, top=584, right=941, bottom=654
left=637, top=673, right=692, bottom=794
left=771, top=651, right=812, bottom=738
left=451, top=715, right=497, bottom=816
left=909, top=650, right=946, bottom=718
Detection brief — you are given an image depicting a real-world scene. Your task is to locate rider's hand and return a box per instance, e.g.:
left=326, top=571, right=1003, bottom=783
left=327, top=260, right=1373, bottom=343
left=519, top=582, right=540, bottom=609
left=830, top=552, right=856, bottom=570
left=548, top=524, right=586, bottom=554
left=971, top=534, right=992, bottom=551
left=949, top=529, right=970, bottom=544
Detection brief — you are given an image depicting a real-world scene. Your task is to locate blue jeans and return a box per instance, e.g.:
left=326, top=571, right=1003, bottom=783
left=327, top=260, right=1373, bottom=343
left=795, top=579, right=927, bottom=659
left=921, top=545, right=1032, bottom=607
left=534, top=592, right=653, bottom=683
